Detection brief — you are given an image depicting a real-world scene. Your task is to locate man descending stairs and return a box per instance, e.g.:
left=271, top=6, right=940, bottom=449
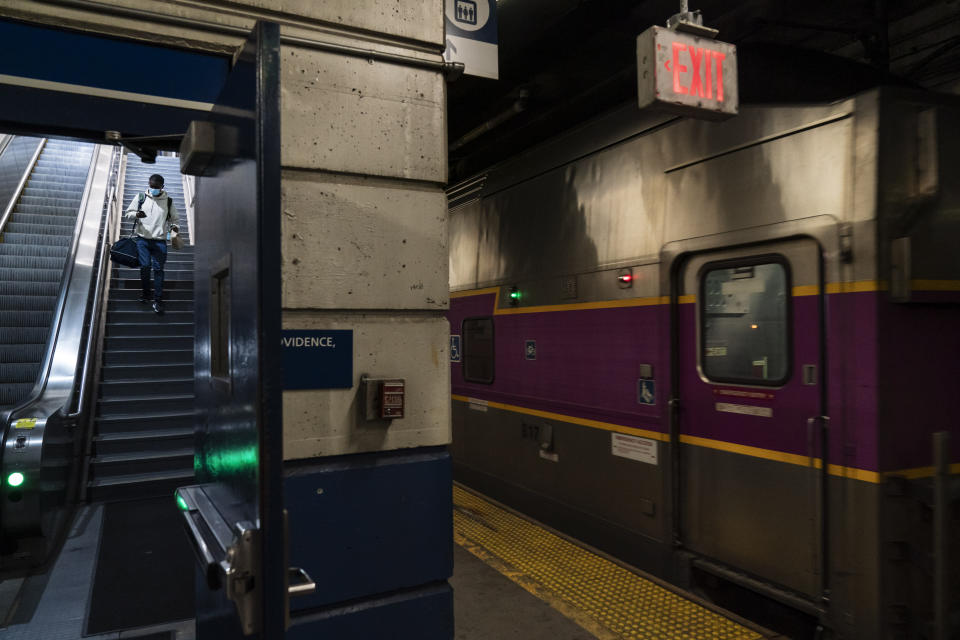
left=87, top=155, right=195, bottom=501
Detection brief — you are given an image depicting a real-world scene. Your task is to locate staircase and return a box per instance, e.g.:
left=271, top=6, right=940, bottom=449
left=87, top=154, right=196, bottom=502
left=0, top=139, right=94, bottom=409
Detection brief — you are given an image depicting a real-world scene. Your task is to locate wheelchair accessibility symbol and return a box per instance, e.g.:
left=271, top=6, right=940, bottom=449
left=450, top=335, right=462, bottom=363
left=637, top=379, right=656, bottom=405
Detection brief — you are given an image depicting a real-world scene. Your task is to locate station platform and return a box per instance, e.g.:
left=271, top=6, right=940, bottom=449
left=0, top=486, right=775, bottom=640
left=452, top=484, right=778, bottom=640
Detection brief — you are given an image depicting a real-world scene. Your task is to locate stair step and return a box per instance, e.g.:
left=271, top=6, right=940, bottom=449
left=110, top=278, right=194, bottom=291
left=93, top=428, right=194, bottom=456
left=105, top=322, right=193, bottom=337
left=99, top=378, right=193, bottom=398
left=111, top=268, right=194, bottom=281
left=108, top=299, right=192, bottom=312
left=104, top=335, right=193, bottom=351
left=86, top=469, right=195, bottom=502
left=97, top=394, right=194, bottom=416
left=101, top=363, right=193, bottom=380
left=95, top=409, right=194, bottom=433
left=89, top=448, right=193, bottom=478
left=107, top=310, right=193, bottom=324
left=109, top=288, right=194, bottom=301
left=93, top=448, right=194, bottom=464
left=102, top=348, right=193, bottom=366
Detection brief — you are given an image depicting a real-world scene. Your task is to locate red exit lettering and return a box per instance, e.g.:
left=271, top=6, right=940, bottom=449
left=667, top=43, right=726, bottom=102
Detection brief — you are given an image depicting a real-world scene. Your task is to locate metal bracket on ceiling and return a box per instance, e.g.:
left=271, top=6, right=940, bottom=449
left=104, top=131, right=183, bottom=164
left=666, top=0, right=718, bottom=39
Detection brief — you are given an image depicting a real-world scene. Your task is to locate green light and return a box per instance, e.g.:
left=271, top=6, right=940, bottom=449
left=199, top=444, right=259, bottom=480
left=7, top=472, right=24, bottom=488
left=510, top=290, right=520, bottom=300
left=175, top=491, right=190, bottom=511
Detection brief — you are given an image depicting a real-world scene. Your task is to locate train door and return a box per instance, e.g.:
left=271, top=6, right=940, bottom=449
left=175, top=22, right=287, bottom=639
left=673, top=237, right=826, bottom=601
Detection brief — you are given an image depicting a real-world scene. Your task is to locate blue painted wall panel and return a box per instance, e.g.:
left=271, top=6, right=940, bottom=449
left=0, top=19, right=228, bottom=103
left=284, top=447, right=453, bottom=612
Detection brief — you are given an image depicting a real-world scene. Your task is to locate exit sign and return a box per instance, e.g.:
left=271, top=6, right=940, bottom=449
left=637, top=26, right=738, bottom=120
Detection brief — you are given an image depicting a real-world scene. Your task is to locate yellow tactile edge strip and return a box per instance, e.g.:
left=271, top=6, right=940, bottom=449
left=453, top=485, right=769, bottom=640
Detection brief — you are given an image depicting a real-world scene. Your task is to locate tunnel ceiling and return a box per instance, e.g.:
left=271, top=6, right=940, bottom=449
left=447, top=0, right=960, bottom=182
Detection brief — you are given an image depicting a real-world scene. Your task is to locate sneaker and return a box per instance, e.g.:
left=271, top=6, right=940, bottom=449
left=152, top=299, right=164, bottom=315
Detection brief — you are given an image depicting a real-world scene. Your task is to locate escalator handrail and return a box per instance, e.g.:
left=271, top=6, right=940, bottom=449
left=60, top=146, right=124, bottom=420
left=0, top=138, right=46, bottom=239
left=2, top=144, right=106, bottom=426
left=0, top=134, right=13, bottom=158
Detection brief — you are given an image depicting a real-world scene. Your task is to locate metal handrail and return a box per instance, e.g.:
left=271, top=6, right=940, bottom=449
left=113, top=151, right=127, bottom=242
left=2, top=144, right=100, bottom=425
left=61, top=146, right=123, bottom=420
left=0, top=138, right=46, bottom=238
left=0, top=134, right=13, bottom=158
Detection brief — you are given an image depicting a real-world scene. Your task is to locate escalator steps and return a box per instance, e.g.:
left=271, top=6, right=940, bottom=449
left=0, top=255, right=68, bottom=270
left=0, top=344, right=44, bottom=362
left=0, top=362, right=40, bottom=382
left=0, top=244, right=68, bottom=258
left=0, top=383, right=32, bottom=405
left=2, top=232, right=74, bottom=246
left=0, top=140, right=93, bottom=409
left=0, top=327, right=48, bottom=342
left=0, top=281, right=61, bottom=296
left=0, top=310, right=54, bottom=326
left=0, top=266, right=63, bottom=282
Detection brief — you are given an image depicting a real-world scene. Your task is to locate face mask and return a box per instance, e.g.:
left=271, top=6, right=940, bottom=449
left=149, top=188, right=162, bottom=197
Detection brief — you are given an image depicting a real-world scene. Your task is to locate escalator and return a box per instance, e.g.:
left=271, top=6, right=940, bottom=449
left=0, top=136, right=108, bottom=574
left=0, top=140, right=196, bottom=637
left=0, top=139, right=93, bottom=409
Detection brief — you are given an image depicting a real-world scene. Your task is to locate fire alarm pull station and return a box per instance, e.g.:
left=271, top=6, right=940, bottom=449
left=361, top=376, right=405, bottom=421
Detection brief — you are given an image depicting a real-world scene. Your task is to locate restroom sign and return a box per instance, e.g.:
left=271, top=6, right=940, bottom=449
left=636, top=26, right=738, bottom=120
left=444, top=0, right=498, bottom=80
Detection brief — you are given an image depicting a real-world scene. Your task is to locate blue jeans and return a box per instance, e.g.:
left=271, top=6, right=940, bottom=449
left=135, top=237, right=167, bottom=300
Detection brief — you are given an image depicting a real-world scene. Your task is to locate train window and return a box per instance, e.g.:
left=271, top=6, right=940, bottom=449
left=700, top=259, right=790, bottom=385
left=462, top=317, right=495, bottom=384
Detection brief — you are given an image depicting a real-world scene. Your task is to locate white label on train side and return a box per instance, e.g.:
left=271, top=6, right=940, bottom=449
left=468, top=398, right=488, bottom=412
left=715, top=402, right=773, bottom=418
left=611, top=433, right=658, bottom=465
left=539, top=450, right=559, bottom=463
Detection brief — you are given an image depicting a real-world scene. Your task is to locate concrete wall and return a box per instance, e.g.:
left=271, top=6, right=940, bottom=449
left=1, top=0, right=451, bottom=459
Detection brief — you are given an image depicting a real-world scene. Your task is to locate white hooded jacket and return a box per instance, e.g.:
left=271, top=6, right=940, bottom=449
left=125, top=190, right=179, bottom=241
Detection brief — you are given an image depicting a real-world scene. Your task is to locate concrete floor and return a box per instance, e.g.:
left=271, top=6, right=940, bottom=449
left=450, top=543, right=598, bottom=640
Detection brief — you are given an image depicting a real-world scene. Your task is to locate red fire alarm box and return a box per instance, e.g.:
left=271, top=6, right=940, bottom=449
left=361, top=376, right=405, bottom=421
left=380, top=380, right=405, bottom=419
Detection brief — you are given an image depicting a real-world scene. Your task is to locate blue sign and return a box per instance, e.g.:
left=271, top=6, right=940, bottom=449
left=525, top=340, right=537, bottom=361
left=450, top=335, right=462, bottom=363
left=282, top=330, right=353, bottom=390
left=637, top=379, right=656, bottom=405
left=443, top=0, right=498, bottom=79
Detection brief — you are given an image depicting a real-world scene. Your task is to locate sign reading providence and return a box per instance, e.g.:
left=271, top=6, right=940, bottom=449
left=281, top=330, right=353, bottom=390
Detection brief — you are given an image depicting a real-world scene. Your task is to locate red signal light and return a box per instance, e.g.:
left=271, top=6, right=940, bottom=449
left=618, top=274, right=633, bottom=283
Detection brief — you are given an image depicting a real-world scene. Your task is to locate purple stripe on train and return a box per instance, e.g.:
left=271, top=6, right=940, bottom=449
left=448, top=290, right=960, bottom=474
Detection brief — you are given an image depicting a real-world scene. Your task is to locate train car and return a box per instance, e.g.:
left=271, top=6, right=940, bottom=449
left=446, top=87, right=960, bottom=639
